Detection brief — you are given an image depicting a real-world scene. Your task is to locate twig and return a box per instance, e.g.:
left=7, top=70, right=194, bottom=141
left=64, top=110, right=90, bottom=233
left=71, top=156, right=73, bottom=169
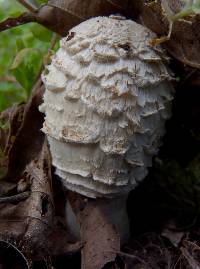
left=43, top=33, right=60, bottom=65
left=106, top=250, right=147, bottom=265
left=50, top=33, right=60, bottom=50
left=117, top=251, right=147, bottom=265
left=0, top=5, right=68, bottom=36
left=0, top=76, right=17, bottom=83
left=0, top=12, right=36, bottom=33
left=181, top=247, right=200, bottom=269
left=0, top=191, right=30, bottom=204
left=17, top=0, right=39, bottom=12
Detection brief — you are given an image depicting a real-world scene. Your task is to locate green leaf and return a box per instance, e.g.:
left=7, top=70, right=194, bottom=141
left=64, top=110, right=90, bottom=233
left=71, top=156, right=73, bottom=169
left=10, top=48, right=43, bottom=94
left=8, top=10, right=24, bottom=18
left=192, top=0, right=200, bottom=13
left=0, top=118, right=9, bottom=130
left=31, top=24, right=52, bottom=42
left=0, top=0, right=26, bottom=21
left=0, top=82, right=26, bottom=111
left=0, top=1, right=51, bottom=111
left=16, top=39, right=26, bottom=51
left=35, top=0, right=48, bottom=4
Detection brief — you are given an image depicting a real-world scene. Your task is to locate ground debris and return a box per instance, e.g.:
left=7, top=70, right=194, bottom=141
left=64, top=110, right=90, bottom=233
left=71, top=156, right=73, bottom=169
left=68, top=192, right=121, bottom=269
left=0, top=79, right=81, bottom=267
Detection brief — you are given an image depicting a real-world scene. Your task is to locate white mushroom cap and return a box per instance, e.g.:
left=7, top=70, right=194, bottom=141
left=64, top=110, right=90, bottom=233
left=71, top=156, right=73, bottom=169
left=40, top=16, right=174, bottom=198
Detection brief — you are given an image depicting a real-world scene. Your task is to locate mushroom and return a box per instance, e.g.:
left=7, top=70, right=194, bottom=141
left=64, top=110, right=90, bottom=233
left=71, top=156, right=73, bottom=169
left=39, top=16, right=174, bottom=243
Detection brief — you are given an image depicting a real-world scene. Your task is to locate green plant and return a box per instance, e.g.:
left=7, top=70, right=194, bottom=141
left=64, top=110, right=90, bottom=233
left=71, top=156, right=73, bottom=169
left=0, top=0, right=53, bottom=111
left=162, top=0, right=200, bottom=22
left=151, top=0, right=200, bottom=45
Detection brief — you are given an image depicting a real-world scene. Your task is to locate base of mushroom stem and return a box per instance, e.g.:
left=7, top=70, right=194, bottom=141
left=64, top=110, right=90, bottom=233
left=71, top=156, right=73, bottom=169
left=65, top=193, right=130, bottom=245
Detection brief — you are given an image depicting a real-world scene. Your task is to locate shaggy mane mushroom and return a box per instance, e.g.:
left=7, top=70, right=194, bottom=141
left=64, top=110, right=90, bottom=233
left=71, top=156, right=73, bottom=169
left=39, top=15, right=174, bottom=243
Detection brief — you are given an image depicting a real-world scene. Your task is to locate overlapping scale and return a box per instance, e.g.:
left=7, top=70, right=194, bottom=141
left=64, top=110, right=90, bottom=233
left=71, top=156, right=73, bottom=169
left=40, top=16, right=174, bottom=198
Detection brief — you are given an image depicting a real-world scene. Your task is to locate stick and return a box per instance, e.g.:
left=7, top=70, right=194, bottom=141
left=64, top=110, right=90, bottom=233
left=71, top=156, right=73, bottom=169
left=0, top=191, right=30, bottom=204
left=0, top=13, right=36, bottom=33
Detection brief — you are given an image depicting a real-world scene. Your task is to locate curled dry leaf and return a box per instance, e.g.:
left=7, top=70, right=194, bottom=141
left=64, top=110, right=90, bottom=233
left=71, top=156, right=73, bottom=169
left=68, top=192, right=121, bottom=269
left=0, top=105, right=24, bottom=183
left=0, top=1, right=136, bottom=37
left=0, top=79, right=81, bottom=262
left=0, top=80, right=53, bottom=260
left=181, top=240, right=200, bottom=269
left=8, top=82, right=45, bottom=181
left=161, top=220, right=185, bottom=247
left=134, top=0, right=200, bottom=68
left=35, top=0, right=135, bottom=36
left=48, top=0, right=131, bottom=18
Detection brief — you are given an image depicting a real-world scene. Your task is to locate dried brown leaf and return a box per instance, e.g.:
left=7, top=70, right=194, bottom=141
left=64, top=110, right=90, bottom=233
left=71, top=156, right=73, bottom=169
left=68, top=192, right=121, bottom=269
left=5, top=79, right=45, bottom=182
left=0, top=79, right=81, bottom=262
left=0, top=1, right=135, bottom=37
left=161, top=220, right=185, bottom=247
left=181, top=241, right=200, bottom=269
left=48, top=0, right=131, bottom=17
left=0, top=105, right=24, bottom=181
left=35, top=0, right=135, bottom=36
left=134, top=0, right=200, bottom=69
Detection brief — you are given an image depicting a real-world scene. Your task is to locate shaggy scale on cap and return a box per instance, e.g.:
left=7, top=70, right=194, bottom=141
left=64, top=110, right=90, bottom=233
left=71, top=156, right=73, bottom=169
left=39, top=16, right=174, bottom=198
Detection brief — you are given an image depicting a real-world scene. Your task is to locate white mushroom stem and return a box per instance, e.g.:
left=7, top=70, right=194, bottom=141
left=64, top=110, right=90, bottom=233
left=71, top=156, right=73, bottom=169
left=65, top=194, right=130, bottom=244
left=66, top=197, right=81, bottom=240
left=99, top=195, right=130, bottom=244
